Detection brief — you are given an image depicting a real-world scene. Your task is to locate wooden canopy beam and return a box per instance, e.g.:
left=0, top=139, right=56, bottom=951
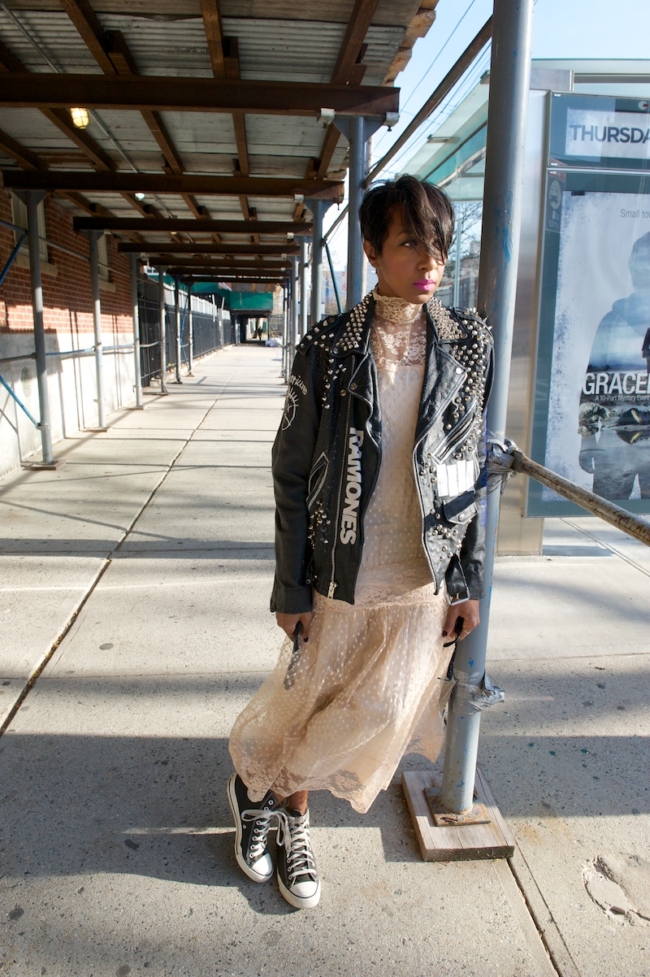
left=3, top=171, right=343, bottom=198
left=149, top=261, right=291, bottom=278
left=0, top=127, right=42, bottom=170
left=330, top=0, right=380, bottom=85
left=0, top=38, right=115, bottom=173
left=58, top=0, right=116, bottom=75
left=180, top=277, right=283, bottom=284
left=0, top=74, right=399, bottom=118
left=119, top=242, right=299, bottom=255
left=200, top=0, right=226, bottom=79
left=152, top=257, right=291, bottom=267
left=199, top=0, right=251, bottom=224
left=57, top=3, right=208, bottom=224
left=73, top=217, right=312, bottom=234
left=314, top=0, right=380, bottom=180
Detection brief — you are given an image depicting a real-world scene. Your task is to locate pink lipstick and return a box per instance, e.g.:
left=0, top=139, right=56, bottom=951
left=413, top=279, right=436, bottom=290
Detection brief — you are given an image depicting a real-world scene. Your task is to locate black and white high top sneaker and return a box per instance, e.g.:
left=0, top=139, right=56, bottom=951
left=276, top=808, right=321, bottom=909
left=227, top=773, right=281, bottom=883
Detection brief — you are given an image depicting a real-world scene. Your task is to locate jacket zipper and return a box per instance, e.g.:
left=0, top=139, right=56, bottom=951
left=412, top=371, right=466, bottom=584
left=435, top=398, right=477, bottom=464
left=329, top=394, right=352, bottom=598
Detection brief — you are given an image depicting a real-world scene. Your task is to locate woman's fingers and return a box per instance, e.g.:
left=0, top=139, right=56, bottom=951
left=298, top=612, right=313, bottom=640
left=275, top=611, right=314, bottom=640
left=442, top=599, right=480, bottom=640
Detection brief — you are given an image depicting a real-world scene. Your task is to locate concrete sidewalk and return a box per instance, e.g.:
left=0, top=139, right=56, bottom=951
left=1, top=345, right=648, bottom=977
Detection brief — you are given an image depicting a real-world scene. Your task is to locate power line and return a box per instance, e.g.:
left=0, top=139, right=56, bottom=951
left=372, top=0, right=482, bottom=158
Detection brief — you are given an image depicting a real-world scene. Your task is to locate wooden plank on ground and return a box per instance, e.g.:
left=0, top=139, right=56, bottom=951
left=402, top=768, right=515, bottom=862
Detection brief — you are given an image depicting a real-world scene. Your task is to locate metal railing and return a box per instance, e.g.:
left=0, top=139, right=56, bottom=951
left=137, top=297, right=234, bottom=386
left=490, top=441, right=650, bottom=547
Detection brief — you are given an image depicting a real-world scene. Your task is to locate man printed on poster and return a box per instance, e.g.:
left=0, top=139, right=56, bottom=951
left=579, top=232, right=650, bottom=500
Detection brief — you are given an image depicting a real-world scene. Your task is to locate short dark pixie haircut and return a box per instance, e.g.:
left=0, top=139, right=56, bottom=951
left=359, top=175, right=454, bottom=260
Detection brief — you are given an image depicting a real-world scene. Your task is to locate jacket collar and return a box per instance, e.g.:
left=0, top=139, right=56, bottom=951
left=330, top=292, right=471, bottom=358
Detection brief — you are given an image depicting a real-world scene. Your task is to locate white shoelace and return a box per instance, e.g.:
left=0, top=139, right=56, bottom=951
left=241, top=808, right=276, bottom=862
left=275, top=810, right=317, bottom=883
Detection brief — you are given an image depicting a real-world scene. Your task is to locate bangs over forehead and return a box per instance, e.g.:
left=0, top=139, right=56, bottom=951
left=359, top=175, right=455, bottom=260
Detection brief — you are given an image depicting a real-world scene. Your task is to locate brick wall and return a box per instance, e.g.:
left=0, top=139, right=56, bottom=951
left=0, top=189, right=133, bottom=337
left=0, top=190, right=137, bottom=477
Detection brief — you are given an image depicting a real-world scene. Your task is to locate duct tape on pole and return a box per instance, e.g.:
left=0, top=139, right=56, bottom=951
left=439, top=0, right=535, bottom=817
left=130, top=254, right=144, bottom=408
left=89, top=229, right=107, bottom=429
left=158, top=267, right=168, bottom=395
left=25, top=190, right=54, bottom=465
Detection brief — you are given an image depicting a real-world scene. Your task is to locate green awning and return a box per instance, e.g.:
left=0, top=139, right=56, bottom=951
left=229, top=291, right=274, bottom=312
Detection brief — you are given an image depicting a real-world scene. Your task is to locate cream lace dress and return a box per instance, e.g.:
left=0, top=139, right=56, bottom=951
left=229, top=293, right=453, bottom=814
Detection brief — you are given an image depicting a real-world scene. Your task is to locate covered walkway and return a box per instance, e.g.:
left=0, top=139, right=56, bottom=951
left=2, top=345, right=650, bottom=977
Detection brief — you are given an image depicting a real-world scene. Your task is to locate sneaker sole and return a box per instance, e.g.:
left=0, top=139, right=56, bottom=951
left=277, top=873, right=321, bottom=910
left=226, top=773, right=273, bottom=884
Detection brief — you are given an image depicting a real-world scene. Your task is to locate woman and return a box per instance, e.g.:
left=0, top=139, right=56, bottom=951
left=228, top=175, right=493, bottom=910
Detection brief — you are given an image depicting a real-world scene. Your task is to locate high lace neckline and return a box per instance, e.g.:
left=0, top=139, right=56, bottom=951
left=371, top=289, right=427, bottom=372
left=373, top=288, right=423, bottom=325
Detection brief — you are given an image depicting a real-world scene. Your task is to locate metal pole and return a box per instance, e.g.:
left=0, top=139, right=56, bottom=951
left=300, top=237, right=308, bottom=338
left=440, top=0, right=534, bottom=815
left=174, top=277, right=182, bottom=384
left=89, top=230, right=106, bottom=428
left=291, top=255, right=299, bottom=363
left=158, top=267, right=168, bottom=395
left=129, top=253, right=143, bottom=408
left=324, top=240, right=342, bottom=314
left=453, top=210, right=463, bottom=309
left=310, top=199, right=326, bottom=327
left=26, top=190, right=54, bottom=464
left=347, top=115, right=364, bottom=310
left=282, top=285, right=289, bottom=378
left=187, top=285, right=194, bottom=376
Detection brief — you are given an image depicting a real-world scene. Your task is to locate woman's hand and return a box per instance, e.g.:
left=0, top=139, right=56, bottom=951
left=442, top=599, right=480, bottom=642
left=276, top=611, right=314, bottom=641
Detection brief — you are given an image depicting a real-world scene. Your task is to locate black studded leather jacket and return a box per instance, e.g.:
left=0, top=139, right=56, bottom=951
left=270, top=292, right=494, bottom=614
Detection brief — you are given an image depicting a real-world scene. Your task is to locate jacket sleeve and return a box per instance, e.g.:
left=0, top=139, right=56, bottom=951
left=457, top=340, right=494, bottom=601
left=269, top=345, right=323, bottom=614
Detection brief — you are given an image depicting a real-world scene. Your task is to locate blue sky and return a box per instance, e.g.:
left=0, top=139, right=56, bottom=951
left=325, top=0, right=650, bottom=261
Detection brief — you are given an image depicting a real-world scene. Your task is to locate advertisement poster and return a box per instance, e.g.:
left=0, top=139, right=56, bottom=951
left=543, top=191, right=650, bottom=505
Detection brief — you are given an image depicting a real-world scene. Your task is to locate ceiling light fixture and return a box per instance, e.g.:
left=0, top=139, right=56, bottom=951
left=70, top=107, right=90, bottom=129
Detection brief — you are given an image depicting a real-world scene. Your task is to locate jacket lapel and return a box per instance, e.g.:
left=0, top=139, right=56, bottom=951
left=414, top=308, right=467, bottom=444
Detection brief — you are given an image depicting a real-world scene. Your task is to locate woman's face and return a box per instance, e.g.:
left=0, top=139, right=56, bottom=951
left=363, top=205, right=447, bottom=305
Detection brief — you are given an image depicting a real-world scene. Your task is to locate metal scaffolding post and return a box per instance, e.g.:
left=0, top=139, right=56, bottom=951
left=187, top=285, right=194, bottom=376
left=336, top=117, right=383, bottom=309
left=291, top=255, right=299, bottom=365
left=452, top=211, right=463, bottom=309
left=25, top=190, right=54, bottom=465
left=89, top=230, right=106, bottom=429
left=306, top=198, right=332, bottom=327
left=129, top=254, right=143, bottom=409
left=299, top=237, right=309, bottom=338
left=158, top=267, right=168, bottom=395
left=439, top=0, right=535, bottom=817
left=281, top=280, right=289, bottom=380
left=173, top=278, right=182, bottom=384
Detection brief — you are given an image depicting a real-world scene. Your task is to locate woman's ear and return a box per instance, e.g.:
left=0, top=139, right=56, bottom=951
left=363, top=239, right=378, bottom=268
